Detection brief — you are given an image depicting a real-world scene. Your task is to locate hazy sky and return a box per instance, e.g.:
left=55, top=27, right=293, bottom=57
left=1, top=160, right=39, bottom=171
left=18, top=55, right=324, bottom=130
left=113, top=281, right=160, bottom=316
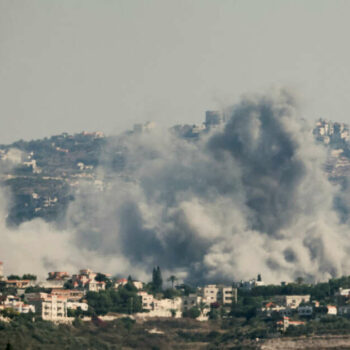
left=0, top=0, right=349, bottom=143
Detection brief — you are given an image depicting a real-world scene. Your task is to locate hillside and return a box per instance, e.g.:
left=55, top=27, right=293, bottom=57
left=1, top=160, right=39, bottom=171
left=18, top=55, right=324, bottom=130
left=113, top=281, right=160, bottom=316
left=1, top=119, right=350, bottom=226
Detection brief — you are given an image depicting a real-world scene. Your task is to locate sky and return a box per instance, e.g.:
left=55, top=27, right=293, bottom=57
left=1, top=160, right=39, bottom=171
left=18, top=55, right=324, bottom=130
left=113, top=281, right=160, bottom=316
left=0, top=0, right=350, bottom=143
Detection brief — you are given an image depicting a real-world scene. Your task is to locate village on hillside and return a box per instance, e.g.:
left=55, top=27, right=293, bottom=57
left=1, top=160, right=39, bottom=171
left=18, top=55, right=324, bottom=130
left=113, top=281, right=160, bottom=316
left=2, top=261, right=350, bottom=335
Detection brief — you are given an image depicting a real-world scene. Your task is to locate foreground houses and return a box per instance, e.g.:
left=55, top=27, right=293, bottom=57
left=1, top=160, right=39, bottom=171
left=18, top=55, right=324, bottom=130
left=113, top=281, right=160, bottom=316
left=4, top=260, right=350, bottom=330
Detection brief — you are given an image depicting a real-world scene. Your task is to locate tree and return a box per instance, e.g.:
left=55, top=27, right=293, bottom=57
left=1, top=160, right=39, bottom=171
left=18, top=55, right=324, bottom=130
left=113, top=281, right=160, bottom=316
left=167, top=275, right=177, bottom=289
left=152, top=266, right=163, bottom=292
left=22, top=274, right=37, bottom=281
left=183, top=307, right=200, bottom=319
left=7, top=275, right=21, bottom=280
left=95, top=273, right=112, bottom=289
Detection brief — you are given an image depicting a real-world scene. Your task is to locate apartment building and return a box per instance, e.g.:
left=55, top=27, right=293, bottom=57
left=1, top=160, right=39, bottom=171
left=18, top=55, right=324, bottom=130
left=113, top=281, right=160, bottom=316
left=201, top=285, right=237, bottom=305
left=26, top=293, right=68, bottom=322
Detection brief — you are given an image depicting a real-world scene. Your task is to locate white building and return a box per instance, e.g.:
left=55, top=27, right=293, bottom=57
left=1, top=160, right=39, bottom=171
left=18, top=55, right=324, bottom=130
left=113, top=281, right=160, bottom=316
left=67, top=302, right=89, bottom=312
left=88, top=281, right=106, bottom=292
left=137, top=291, right=182, bottom=317
left=200, top=285, right=237, bottom=305
left=336, top=288, right=350, bottom=297
left=26, top=293, right=68, bottom=322
left=132, top=281, right=144, bottom=290
left=327, top=305, right=337, bottom=315
left=260, top=302, right=287, bottom=317
left=138, top=291, right=155, bottom=311
left=0, top=295, right=35, bottom=314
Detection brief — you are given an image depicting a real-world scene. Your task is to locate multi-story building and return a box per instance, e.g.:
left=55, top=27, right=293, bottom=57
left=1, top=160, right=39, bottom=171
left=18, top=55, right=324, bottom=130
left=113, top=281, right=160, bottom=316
left=182, top=294, right=203, bottom=311
left=200, top=285, right=237, bottom=305
left=137, top=291, right=182, bottom=317
left=138, top=291, right=154, bottom=310
left=26, top=293, right=68, bottom=322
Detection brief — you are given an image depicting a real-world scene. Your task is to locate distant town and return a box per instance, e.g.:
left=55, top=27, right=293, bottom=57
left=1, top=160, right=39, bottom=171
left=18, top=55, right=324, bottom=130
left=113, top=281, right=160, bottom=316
left=2, top=260, right=350, bottom=336
left=1, top=112, right=350, bottom=227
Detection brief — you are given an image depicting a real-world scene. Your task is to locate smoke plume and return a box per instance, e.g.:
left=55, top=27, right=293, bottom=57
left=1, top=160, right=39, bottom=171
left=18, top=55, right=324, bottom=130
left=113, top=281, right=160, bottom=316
left=2, top=89, right=350, bottom=284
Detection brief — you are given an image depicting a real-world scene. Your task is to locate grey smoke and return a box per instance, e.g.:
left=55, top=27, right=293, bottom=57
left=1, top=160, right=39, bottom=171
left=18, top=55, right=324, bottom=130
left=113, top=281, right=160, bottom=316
left=63, top=89, right=350, bottom=283
left=2, top=89, right=350, bottom=284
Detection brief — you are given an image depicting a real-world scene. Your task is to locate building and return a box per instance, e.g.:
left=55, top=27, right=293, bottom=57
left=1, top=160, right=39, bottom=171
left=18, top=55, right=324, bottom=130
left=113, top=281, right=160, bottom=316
left=234, top=276, right=264, bottom=290
left=51, top=289, right=84, bottom=302
left=138, top=291, right=155, bottom=311
left=137, top=291, right=182, bottom=317
left=38, top=280, right=65, bottom=289
left=71, top=268, right=106, bottom=291
left=336, top=288, right=350, bottom=297
left=276, top=316, right=305, bottom=332
left=0, top=262, right=3, bottom=280
left=47, top=271, right=70, bottom=281
left=285, top=295, right=310, bottom=309
left=114, top=278, right=128, bottom=289
left=327, top=305, right=337, bottom=315
left=88, top=280, right=106, bottom=292
left=200, top=285, right=237, bottom=305
left=4, top=279, right=35, bottom=289
left=260, top=302, right=287, bottom=317
left=26, top=293, right=68, bottom=322
left=182, top=294, right=203, bottom=311
left=67, top=301, right=89, bottom=312
left=132, top=281, right=144, bottom=290
left=0, top=295, right=35, bottom=314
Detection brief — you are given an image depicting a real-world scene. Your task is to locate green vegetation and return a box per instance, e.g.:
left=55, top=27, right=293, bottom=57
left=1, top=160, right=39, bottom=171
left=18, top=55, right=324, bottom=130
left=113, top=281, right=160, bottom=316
left=182, top=307, right=200, bottom=319
left=6, top=275, right=21, bottom=281
left=6, top=274, right=37, bottom=281
left=1, top=313, right=260, bottom=350
left=86, top=282, right=142, bottom=315
left=152, top=266, right=163, bottom=293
